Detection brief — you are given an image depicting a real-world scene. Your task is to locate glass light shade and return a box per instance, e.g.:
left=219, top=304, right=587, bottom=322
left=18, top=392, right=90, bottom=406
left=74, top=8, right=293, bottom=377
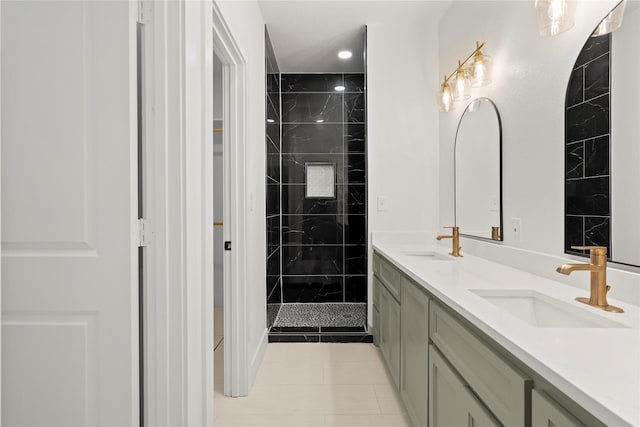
left=471, top=53, right=492, bottom=87
left=535, top=0, right=576, bottom=37
left=454, top=66, right=471, bottom=100
left=437, top=81, right=455, bottom=112
left=592, top=0, right=626, bottom=37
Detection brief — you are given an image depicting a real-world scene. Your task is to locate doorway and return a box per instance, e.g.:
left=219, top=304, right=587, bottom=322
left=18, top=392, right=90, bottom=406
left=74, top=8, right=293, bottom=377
left=212, top=51, right=225, bottom=393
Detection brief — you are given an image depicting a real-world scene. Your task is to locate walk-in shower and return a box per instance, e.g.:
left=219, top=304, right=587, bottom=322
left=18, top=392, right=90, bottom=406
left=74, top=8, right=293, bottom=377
left=265, top=27, right=370, bottom=342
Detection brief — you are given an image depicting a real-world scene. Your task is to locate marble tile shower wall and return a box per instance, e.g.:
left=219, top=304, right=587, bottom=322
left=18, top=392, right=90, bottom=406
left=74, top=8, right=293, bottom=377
left=265, top=29, right=281, bottom=327
left=565, top=33, right=611, bottom=259
left=266, top=73, right=368, bottom=304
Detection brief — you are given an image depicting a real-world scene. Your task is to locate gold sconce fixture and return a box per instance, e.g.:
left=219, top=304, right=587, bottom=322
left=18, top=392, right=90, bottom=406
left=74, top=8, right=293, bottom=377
left=534, top=0, right=577, bottom=37
left=437, top=42, right=492, bottom=113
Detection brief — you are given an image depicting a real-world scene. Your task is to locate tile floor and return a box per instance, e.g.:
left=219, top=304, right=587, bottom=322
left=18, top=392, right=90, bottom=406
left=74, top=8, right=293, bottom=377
left=214, top=342, right=411, bottom=426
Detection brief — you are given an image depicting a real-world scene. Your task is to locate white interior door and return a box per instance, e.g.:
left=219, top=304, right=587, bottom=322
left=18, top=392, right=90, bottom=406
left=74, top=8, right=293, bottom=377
left=1, top=1, right=139, bottom=426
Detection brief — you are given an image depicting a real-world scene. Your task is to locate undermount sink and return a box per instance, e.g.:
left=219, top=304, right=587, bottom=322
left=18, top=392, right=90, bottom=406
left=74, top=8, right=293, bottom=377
left=401, top=251, right=453, bottom=261
left=470, top=289, right=627, bottom=329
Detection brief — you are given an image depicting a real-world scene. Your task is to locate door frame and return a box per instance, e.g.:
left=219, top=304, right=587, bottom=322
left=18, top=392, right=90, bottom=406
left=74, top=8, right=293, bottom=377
left=211, top=1, right=250, bottom=398
left=142, top=0, right=250, bottom=425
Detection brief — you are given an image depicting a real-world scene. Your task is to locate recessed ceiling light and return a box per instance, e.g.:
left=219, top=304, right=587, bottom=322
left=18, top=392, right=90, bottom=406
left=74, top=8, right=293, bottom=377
left=338, top=50, right=352, bottom=60
left=334, top=85, right=346, bottom=92
left=266, top=118, right=275, bottom=123
left=316, top=119, right=325, bottom=123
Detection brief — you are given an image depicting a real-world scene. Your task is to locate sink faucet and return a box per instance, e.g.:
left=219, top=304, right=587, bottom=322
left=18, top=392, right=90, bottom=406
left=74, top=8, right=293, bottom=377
left=556, top=246, right=623, bottom=313
left=437, top=226, right=462, bottom=258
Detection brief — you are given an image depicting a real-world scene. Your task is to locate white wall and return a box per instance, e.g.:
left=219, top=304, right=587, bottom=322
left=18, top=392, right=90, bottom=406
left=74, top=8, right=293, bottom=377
left=438, top=1, right=640, bottom=305
left=215, top=0, right=268, bottom=384
left=367, top=14, right=442, bottom=323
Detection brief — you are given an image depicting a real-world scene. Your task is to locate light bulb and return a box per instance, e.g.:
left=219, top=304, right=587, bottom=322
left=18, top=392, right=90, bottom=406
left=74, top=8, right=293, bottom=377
left=535, top=0, right=576, bottom=37
left=453, top=62, right=471, bottom=100
left=437, top=80, right=454, bottom=113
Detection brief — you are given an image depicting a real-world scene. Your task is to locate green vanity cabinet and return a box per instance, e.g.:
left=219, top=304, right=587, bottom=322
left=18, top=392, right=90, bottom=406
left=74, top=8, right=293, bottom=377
left=400, top=276, right=430, bottom=427
left=378, top=278, right=401, bottom=388
left=532, top=390, right=586, bottom=427
left=430, top=300, right=532, bottom=427
left=372, top=251, right=609, bottom=427
left=429, top=344, right=500, bottom=427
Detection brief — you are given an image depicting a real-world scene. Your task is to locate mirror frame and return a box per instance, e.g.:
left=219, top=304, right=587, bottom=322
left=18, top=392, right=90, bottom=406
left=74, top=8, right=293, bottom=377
left=454, top=97, right=504, bottom=242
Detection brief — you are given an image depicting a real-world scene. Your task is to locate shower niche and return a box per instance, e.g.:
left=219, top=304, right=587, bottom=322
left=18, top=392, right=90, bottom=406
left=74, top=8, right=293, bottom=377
left=265, top=27, right=370, bottom=342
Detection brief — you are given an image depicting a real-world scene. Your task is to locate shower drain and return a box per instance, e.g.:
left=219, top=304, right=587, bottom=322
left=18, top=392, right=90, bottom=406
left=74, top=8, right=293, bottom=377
left=342, top=314, right=352, bottom=318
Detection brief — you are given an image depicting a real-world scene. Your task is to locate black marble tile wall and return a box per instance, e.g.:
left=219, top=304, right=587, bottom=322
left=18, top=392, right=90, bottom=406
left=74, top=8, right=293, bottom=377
left=265, top=29, right=281, bottom=327
left=279, top=73, right=367, bottom=304
left=565, top=34, right=611, bottom=259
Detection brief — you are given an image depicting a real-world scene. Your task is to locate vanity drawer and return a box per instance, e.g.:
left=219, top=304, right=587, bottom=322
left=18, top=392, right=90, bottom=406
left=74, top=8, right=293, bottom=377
left=430, top=301, right=532, bottom=427
left=373, top=252, right=401, bottom=301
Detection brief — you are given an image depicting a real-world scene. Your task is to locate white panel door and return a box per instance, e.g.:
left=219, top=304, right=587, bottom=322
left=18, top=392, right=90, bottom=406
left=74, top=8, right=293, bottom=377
left=1, top=1, right=138, bottom=426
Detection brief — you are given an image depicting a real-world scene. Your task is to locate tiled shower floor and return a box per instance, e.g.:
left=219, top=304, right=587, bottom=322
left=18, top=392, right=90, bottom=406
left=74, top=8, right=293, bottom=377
left=269, top=303, right=372, bottom=343
left=273, top=303, right=367, bottom=328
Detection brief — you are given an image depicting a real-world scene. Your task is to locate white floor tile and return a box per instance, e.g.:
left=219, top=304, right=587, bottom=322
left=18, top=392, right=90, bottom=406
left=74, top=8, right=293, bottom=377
left=213, top=343, right=407, bottom=423
left=254, top=361, right=324, bottom=385
left=325, top=414, right=412, bottom=426
left=215, top=413, right=325, bottom=426
left=373, top=384, right=406, bottom=414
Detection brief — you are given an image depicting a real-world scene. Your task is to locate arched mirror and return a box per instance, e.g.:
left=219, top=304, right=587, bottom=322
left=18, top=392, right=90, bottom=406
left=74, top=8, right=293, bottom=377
left=455, top=98, right=503, bottom=241
left=564, top=0, right=640, bottom=267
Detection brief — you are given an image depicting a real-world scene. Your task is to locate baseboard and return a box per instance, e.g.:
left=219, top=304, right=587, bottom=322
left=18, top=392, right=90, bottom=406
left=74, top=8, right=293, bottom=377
left=249, top=327, right=269, bottom=388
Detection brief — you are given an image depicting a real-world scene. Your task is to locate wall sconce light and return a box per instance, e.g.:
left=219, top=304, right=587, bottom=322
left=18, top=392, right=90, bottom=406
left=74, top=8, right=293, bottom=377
left=437, top=41, right=492, bottom=113
left=592, top=0, right=626, bottom=37
left=534, top=0, right=577, bottom=36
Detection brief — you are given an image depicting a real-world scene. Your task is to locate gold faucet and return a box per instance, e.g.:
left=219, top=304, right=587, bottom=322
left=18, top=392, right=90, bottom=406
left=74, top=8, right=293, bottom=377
left=556, top=246, right=623, bottom=313
left=437, top=226, right=462, bottom=257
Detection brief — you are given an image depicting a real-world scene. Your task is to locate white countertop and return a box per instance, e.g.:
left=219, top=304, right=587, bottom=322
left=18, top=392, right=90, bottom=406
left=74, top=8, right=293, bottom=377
left=373, top=240, right=640, bottom=426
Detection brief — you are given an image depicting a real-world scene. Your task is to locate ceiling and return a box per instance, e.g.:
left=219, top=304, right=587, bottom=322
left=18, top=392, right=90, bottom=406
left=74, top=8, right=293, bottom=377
left=259, top=0, right=451, bottom=73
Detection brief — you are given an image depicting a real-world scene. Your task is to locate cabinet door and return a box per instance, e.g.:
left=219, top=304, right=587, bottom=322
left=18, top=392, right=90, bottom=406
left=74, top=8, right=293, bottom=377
left=462, top=386, right=501, bottom=427
left=429, top=345, right=500, bottom=427
left=380, top=285, right=401, bottom=389
left=401, top=278, right=430, bottom=427
left=532, top=390, right=585, bottom=427
left=372, top=305, right=380, bottom=346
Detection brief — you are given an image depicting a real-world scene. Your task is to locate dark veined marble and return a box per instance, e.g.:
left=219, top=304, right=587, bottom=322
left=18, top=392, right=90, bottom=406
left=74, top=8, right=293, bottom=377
left=566, top=94, right=609, bottom=143
left=345, top=246, right=367, bottom=275
left=344, top=215, right=367, bottom=245
left=282, top=215, right=343, bottom=245
left=584, top=135, right=609, bottom=177
left=575, top=33, right=610, bottom=67
left=585, top=216, right=610, bottom=256
left=266, top=153, right=280, bottom=183
left=344, top=93, right=366, bottom=122
left=267, top=277, right=281, bottom=304
left=282, top=123, right=344, bottom=154
left=566, top=177, right=610, bottom=216
left=345, top=185, right=367, bottom=215
left=281, top=276, right=343, bottom=302
left=282, top=184, right=342, bottom=215
left=282, top=93, right=343, bottom=123
left=281, top=153, right=344, bottom=185
left=267, top=247, right=281, bottom=276
left=344, top=74, right=365, bottom=93
left=267, top=96, right=279, bottom=122
left=584, top=53, right=609, bottom=100
left=282, top=246, right=343, bottom=276
left=566, top=142, right=584, bottom=179
left=566, top=67, right=583, bottom=108
left=266, top=215, right=280, bottom=255
left=565, top=215, right=585, bottom=255
left=345, top=153, right=366, bottom=183
left=345, top=124, right=366, bottom=153
left=266, top=184, right=280, bottom=216
left=281, top=74, right=344, bottom=93
left=345, top=275, right=367, bottom=302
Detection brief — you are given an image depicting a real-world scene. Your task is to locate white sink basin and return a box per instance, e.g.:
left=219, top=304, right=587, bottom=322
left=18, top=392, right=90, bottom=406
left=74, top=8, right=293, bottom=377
left=470, top=289, right=627, bottom=328
left=401, top=251, right=453, bottom=261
